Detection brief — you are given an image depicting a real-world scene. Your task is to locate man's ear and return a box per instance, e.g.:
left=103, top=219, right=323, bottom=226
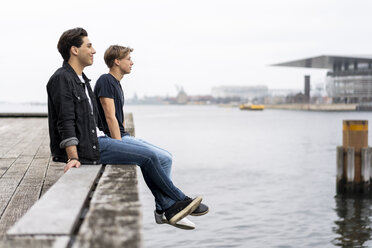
left=70, top=46, right=79, bottom=56
left=114, top=58, right=121, bottom=66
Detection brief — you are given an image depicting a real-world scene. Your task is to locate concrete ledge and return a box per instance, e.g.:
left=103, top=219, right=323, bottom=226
left=5, top=164, right=141, bottom=248
left=7, top=165, right=102, bottom=236
left=0, top=236, right=70, bottom=248
left=74, top=164, right=141, bottom=248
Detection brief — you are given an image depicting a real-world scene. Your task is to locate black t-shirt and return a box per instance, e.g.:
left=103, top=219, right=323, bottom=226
left=94, top=73, right=128, bottom=137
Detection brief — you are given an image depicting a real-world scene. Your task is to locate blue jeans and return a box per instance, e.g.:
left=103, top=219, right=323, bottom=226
left=98, top=135, right=185, bottom=210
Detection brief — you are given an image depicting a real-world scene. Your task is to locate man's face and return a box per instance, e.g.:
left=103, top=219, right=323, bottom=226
left=117, top=53, right=133, bottom=74
left=75, top=36, right=96, bottom=67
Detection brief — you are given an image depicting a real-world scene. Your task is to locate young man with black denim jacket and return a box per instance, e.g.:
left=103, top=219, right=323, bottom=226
left=47, top=28, right=206, bottom=227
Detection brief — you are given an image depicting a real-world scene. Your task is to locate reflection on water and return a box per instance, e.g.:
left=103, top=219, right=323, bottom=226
left=333, top=195, right=372, bottom=247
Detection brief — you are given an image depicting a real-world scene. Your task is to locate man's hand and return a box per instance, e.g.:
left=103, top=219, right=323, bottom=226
left=64, top=146, right=80, bottom=173
left=64, top=159, right=81, bottom=173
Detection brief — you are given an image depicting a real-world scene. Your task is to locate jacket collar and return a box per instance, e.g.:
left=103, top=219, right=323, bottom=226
left=62, top=61, right=91, bottom=83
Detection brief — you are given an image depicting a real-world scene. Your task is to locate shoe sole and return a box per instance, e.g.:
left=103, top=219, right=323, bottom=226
left=173, top=222, right=195, bottom=230
left=155, top=211, right=195, bottom=230
left=159, top=218, right=195, bottom=230
left=190, top=208, right=209, bottom=216
left=169, top=196, right=202, bottom=225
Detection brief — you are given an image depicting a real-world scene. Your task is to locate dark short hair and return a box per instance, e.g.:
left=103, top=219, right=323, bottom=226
left=104, top=45, right=133, bottom=68
left=57, top=28, right=88, bottom=61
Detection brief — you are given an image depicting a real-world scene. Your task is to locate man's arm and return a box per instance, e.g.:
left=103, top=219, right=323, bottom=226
left=64, top=145, right=81, bottom=173
left=48, top=75, right=78, bottom=145
left=99, top=97, right=121, bottom=140
left=47, top=75, right=80, bottom=173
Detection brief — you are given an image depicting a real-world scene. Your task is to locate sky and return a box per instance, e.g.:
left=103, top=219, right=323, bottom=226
left=1, top=0, right=372, bottom=103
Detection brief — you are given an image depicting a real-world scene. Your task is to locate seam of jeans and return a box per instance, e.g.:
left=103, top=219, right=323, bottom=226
left=146, top=155, right=184, bottom=201
left=122, top=136, right=173, bottom=157
left=106, top=148, right=183, bottom=201
left=120, top=137, right=173, bottom=166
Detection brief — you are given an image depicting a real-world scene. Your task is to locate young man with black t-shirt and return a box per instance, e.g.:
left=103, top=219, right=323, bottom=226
left=94, top=45, right=209, bottom=229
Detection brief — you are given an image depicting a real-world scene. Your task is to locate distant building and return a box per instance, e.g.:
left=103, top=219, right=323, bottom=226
left=286, top=92, right=307, bottom=104
left=176, top=88, right=188, bottom=104
left=268, top=88, right=302, bottom=97
left=188, top=95, right=214, bottom=104
left=211, top=85, right=268, bottom=102
left=273, top=55, right=372, bottom=103
left=264, top=88, right=302, bottom=104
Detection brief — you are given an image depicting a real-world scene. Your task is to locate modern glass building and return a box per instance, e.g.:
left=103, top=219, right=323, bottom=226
left=273, top=55, right=372, bottom=103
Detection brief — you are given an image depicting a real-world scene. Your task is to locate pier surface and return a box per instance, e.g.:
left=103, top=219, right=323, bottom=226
left=0, top=116, right=141, bottom=247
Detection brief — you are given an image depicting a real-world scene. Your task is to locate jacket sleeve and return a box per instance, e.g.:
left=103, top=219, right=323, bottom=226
left=47, top=74, right=79, bottom=148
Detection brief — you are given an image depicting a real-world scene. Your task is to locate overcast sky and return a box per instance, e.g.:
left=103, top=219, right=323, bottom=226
left=1, top=0, right=372, bottom=103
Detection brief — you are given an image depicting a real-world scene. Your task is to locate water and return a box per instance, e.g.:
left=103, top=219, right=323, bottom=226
left=123, top=105, right=372, bottom=248
left=0, top=102, right=47, bottom=113
left=2, top=103, right=372, bottom=247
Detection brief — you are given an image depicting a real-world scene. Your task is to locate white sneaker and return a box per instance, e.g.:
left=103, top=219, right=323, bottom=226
left=154, top=210, right=195, bottom=230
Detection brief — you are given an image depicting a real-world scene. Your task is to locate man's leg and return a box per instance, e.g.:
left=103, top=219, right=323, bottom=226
left=99, top=136, right=183, bottom=209
left=99, top=136, right=202, bottom=224
left=119, top=135, right=208, bottom=216
left=121, top=135, right=172, bottom=211
left=118, top=136, right=197, bottom=228
left=121, top=136, right=172, bottom=177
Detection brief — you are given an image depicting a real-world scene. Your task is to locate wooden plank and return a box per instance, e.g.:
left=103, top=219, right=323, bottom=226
left=0, top=157, right=50, bottom=234
left=7, top=164, right=102, bottom=236
left=74, top=164, right=141, bottom=248
left=0, top=156, right=34, bottom=219
left=3, top=137, right=40, bottom=159
left=35, top=135, right=51, bottom=159
left=0, top=119, right=25, bottom=158
left=21, top=130, right=47, bottom=157
left=2, top=119, right=47, bottom=158
left=40, top=160, right=64, bottom=197
left=0, top=158, right=17, bottom=178
left=0, top=119, right=22, bottom=136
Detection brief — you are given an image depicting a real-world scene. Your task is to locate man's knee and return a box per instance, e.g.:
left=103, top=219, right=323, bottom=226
left=164, top=154, right=172, bottom=165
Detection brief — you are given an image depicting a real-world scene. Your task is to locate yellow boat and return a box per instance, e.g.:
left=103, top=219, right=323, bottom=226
left=239, top=104, right=264, bottom=111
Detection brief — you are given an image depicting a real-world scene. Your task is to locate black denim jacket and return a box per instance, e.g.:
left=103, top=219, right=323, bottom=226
left=47, top=61, right=101, bottom=164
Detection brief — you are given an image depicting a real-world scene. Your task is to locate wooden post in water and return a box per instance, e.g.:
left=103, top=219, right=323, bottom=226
left=361, top=147, right=372, bottom=192
left=337, top=120, right=370, bottom=194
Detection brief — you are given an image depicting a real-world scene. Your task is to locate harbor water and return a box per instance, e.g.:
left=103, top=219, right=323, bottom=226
left=124, top=105, right=372, bottom=248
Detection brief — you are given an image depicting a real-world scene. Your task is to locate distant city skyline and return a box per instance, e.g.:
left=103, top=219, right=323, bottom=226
left=1, top=0, right=371, bottom=103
